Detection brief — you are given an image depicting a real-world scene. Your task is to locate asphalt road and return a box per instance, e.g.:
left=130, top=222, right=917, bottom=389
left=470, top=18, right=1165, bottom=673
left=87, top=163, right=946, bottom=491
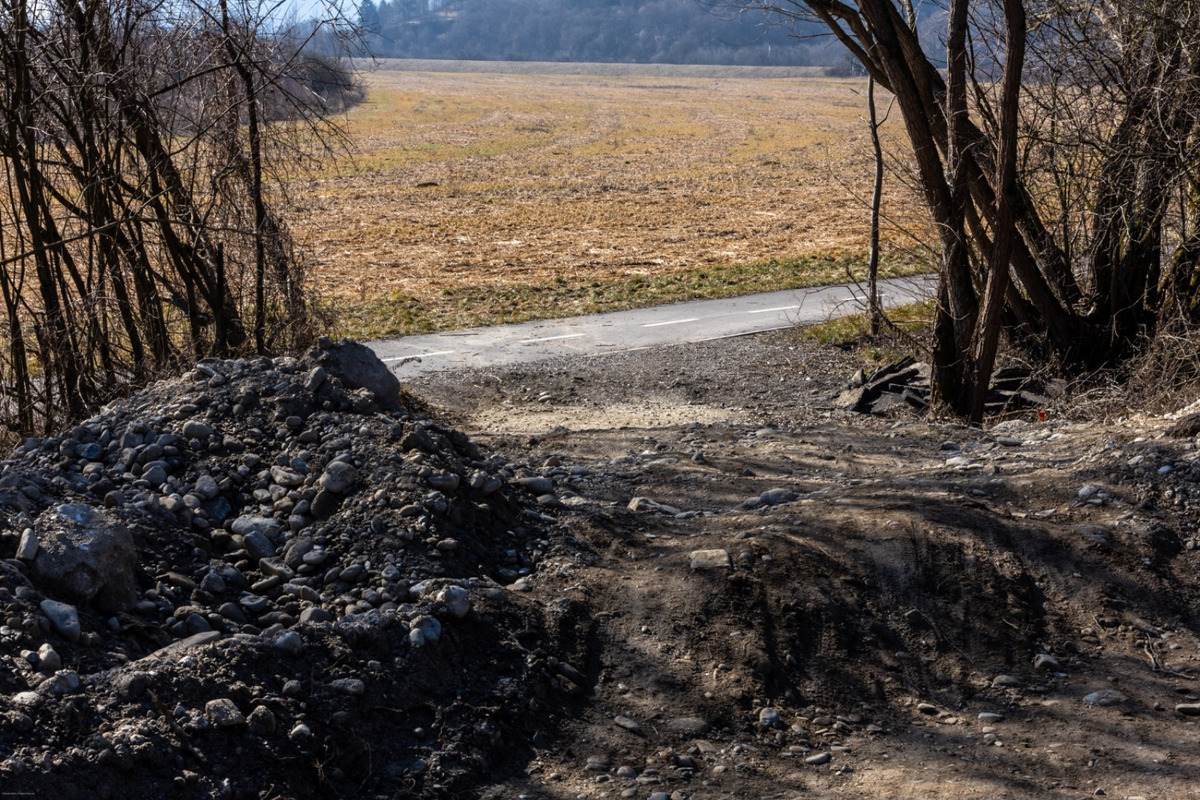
left=369, top=275, right=935, bottom=377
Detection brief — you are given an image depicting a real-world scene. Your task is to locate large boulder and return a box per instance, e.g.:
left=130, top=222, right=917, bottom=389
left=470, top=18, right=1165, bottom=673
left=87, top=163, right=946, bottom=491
left=31, top=503, right=138, bottom=613
left=304, top=337, right=402, bottom=410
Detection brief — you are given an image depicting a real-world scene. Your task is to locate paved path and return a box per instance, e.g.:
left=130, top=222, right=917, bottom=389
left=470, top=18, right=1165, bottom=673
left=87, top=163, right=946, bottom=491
left=369, top=275, right=935, bottom=377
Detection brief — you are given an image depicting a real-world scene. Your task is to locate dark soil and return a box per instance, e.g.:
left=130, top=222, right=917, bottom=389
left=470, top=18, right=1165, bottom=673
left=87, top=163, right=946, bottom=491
left=4, top=330, right=1200, bottom=799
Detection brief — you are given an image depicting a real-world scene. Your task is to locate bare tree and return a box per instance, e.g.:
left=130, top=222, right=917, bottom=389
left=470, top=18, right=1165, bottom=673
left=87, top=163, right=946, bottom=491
left=730, top=0, right=1200, bottom=421
left=0, top=0, right=362, bottom=435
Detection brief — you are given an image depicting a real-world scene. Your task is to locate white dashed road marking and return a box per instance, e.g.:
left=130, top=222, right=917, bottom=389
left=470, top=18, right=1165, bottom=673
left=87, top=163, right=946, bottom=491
left=517, top=333, right=588, bottom=344
left=642, top=318, right=699, bottom=328
left=381, top=350, right=457, bottom=362
left=748, top=305, right=800, bottom=314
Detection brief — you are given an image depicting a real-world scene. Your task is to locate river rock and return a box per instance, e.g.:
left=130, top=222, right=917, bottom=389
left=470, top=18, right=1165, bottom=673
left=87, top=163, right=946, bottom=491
left=1083, top=689, right=1128, bottom=707
left=15, top=528, right=38, bottom=560
left=319, top=461, right=357, bottom=494
left=206, top=698, right=245, bottom=727
left=31, top=503, right=137, bottom=612
left=436, top=585, right=471, bottom=619
left=304, top=337, right=402, bottom=410
left=39, top=599, right=81, bottom=642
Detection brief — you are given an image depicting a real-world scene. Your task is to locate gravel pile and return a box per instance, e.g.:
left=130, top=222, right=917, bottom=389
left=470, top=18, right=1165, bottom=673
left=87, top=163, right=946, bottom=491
left=0, top=339, right=571, bottom=798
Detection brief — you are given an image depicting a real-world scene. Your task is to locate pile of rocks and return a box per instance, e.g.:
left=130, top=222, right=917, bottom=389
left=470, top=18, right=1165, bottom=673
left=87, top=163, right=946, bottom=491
left=833, top=358, right=1065, bottom=416
left=0, top=339, right=570, bottom=798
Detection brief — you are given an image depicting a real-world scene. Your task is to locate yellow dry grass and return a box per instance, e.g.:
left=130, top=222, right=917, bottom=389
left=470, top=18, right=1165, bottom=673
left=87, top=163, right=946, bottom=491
left=287, top=64, right=927, bottom=307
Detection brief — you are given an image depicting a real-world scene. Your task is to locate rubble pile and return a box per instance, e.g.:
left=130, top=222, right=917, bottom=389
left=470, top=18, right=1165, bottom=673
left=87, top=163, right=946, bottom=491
left=833, top=357, right=1065, bottom=415
left=0, top=339, right=573, bottom=798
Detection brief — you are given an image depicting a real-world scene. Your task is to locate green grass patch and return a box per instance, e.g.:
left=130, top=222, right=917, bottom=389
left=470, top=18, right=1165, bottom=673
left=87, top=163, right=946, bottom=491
left=797, top=298, right=935, bottom=365
left=327, top=251, right=931, bottom=341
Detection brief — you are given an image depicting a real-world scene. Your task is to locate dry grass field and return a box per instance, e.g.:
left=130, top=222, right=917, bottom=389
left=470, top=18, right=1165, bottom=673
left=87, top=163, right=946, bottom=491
left=287, top=62, right=929, bottom=337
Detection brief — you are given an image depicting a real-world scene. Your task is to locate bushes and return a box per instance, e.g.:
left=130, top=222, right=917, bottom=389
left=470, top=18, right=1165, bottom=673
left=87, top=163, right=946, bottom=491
left=0, top=0, right=358, bottom=436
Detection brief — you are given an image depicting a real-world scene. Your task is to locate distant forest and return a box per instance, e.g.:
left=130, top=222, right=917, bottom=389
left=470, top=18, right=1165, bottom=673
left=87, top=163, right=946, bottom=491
left=355, top=0, right=855, bottom=66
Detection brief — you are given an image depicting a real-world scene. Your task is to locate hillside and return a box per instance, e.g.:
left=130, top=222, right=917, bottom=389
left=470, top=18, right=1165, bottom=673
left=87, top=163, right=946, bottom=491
left=355, top=0, right=950, bottom=66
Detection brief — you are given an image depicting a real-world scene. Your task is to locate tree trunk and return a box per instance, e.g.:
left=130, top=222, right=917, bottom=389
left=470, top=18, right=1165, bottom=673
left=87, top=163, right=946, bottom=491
left=970, top=0, right=1026, bottom=425
left=867, top=74, right=883, bottom=337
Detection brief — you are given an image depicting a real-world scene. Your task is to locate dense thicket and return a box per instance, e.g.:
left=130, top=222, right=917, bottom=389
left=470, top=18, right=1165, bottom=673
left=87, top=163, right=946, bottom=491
left=736, top=0, right=1200, bottom=420
left=0, top=0, right=359, bottom=436
left=358, top=0, right=847, bottom=65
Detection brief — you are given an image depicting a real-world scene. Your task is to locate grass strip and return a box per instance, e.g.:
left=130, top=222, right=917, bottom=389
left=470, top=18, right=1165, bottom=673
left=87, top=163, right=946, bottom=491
left=328, top=251, right=930, bottom=341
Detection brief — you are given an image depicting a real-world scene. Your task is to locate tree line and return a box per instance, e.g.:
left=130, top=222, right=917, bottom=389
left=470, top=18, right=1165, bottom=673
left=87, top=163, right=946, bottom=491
left=0, top=0, right=360, bottom=436
left=737, top=0, right=1200, bottom=421
left=356, top=0, right=846, bottom=65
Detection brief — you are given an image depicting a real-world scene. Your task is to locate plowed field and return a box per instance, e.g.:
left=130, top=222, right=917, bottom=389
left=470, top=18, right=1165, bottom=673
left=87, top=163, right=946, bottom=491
left=289, top=63, right=925, bottom=306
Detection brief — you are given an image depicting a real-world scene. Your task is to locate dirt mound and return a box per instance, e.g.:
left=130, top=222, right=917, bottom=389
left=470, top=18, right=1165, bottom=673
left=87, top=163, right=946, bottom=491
left=6, top=330, right=1200, bottom=798
left=407, top=333, right=1200, bottom=799
left=0, top=340, right=580, bottom=798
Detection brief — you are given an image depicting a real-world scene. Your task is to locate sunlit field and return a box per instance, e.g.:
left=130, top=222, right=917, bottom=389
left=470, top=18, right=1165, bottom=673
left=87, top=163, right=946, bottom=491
left=287, top=61, right=928, bottom=337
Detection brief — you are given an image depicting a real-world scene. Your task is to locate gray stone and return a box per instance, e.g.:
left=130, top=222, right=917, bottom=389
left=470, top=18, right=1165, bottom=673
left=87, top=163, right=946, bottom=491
left=1176, top=704, right=1200, bottom=716
left=270, top=466, right=305, bottom=488
left=310, top=489, right=338, bottom=518
left=185, top=613, right=212, bottom=635
left=330, top=678, right=365, bottom=696
left=427, top=472, right=460, bottom=492
left=141, top=464, right=168, bottom=486
left=200, top=571, right=227, bottom=594
left=689, top=549, right=732, bottom=571
left=242, top=531, right=276, bottom=563
left=39, top=599, right=80, bottom=642
left=240, top=595, right=270, bottom=615
left=805, top=752, right=832, bottom=766
left=274, top=631, right=303, bottom=657
left=232, top=515, right=281, bottom=539
left=437, top=585, right=471, bottom=619
left=206, top=698, right=245, bottom=727
left=259, top=557, right=295, bottom=579
left=1033, top=653, right=1061, bottom=671
left=992, top=674, right=1024, bottom=688
left=614, top=715, right=641, bottom=732
left=32, top=504, right=138, bottom=612
left=37, top=643, right=62, bottom=672
left=300, top=607, right=333, bottom=625
left=182, top=420, right=214, bottom=440
left=1083, top=690, right=1128, bottom=706
left=305, top=366, right=328, bottom=392
left=758, top=707, right=781, bottom=729
left=248, top=705, right=278, bottom=736
left=413, top=615, right=441, bottom=644
left=319, top=461, right=357, bottom=494
left=16, top=529, right=37, bottom=560
left=305, top=338, right=403, bottom=410
left=628, top=497, right=682, bottom=514
left=37, top=671, right=81, bottom=696
left=515, top=476, right=554, bottom=494
left=758, top=488, right=798, bottom=506
left=977, top=712, right=1005, bottom=723
left=194, top=475, right=219, bottom=500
